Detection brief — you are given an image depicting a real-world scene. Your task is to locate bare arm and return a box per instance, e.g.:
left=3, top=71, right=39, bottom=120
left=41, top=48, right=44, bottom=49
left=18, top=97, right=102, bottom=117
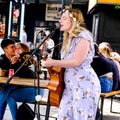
left=41, top=38, right=90, bottom=68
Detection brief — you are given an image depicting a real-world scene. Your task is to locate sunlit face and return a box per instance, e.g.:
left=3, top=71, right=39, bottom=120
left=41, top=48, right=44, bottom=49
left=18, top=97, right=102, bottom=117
left=4, top=44, right=16, bottom=56
left=15, top=44, right=23, bottom=55
left=59, top=12, right=73, bottom=32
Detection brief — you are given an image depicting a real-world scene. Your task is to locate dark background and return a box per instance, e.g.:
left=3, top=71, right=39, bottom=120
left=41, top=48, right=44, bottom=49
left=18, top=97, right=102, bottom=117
left=0, top=1, right=120, bottom=55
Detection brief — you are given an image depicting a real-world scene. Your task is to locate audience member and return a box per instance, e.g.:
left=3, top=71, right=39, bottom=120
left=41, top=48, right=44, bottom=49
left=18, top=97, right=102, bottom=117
left=0, top=39, right=16, bottom=120
left=91, top=43, right=113, bottom=93
left=0, top=24, right=5, bottom=38
left=0, top=39, right=43, bottom=120
left=98, top=42, right=120, bottom=90
left=41, top=30, right=55, bottom=58
left=14, top=42, right=38, bottom=70
left=40, top=30, right=55, bottom=79
left=21, top=25, right=27, bottom=45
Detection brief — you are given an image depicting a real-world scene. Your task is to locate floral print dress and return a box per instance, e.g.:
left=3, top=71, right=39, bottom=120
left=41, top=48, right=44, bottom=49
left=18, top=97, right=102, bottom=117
left=57, top=31, right=101, bottom=120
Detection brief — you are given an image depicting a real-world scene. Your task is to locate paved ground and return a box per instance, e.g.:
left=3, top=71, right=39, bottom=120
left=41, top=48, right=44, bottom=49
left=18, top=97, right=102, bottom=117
left=2, top=91, right=120, bottom=120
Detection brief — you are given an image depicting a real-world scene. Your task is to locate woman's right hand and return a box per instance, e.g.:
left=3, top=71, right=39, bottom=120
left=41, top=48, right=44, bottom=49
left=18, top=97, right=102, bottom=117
left=11, top=55, right=19, bottom=64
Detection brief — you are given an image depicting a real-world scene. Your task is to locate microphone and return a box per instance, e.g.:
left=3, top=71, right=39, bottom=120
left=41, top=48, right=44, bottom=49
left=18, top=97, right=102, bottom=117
left=37, top=23, right=60, bottom=35
left=54, top=22, right=60, bottom=29
left=47, top=22, right=60, bottom=30
left=37, top=29, right=44, bottom=35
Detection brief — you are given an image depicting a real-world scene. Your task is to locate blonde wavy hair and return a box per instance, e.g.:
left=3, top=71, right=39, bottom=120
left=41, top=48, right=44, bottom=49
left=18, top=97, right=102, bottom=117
left=60, top=8, right=87, bottom=56
left=98, top=42, right=113, bottom=59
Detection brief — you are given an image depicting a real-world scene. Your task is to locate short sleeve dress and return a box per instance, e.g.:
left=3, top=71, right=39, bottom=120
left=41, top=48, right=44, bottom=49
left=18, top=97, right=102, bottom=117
left=57, top=31, right=101, bottom=120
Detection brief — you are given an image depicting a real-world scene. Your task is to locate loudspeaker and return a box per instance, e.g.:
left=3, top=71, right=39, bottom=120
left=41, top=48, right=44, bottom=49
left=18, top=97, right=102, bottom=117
left=92, top=9, right=120, bottom=52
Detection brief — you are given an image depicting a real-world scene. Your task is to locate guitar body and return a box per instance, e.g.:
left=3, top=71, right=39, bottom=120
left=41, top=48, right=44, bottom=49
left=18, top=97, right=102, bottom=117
left=41, top=42, right=64, bottom=107
left=47, top=66, right=65, bottom=107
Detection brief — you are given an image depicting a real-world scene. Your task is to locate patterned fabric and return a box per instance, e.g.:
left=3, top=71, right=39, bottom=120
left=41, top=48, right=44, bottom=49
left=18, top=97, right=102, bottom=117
left=58, top=31, right=101, bottom=120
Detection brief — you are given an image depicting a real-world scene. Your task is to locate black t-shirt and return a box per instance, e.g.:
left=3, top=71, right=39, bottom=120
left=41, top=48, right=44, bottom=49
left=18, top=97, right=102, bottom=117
left=0, top=54, right=35, bottom=78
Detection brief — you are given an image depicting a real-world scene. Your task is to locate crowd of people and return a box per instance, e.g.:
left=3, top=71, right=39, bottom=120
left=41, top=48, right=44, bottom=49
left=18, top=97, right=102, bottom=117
left=0, top=22, right=55, bottom=119
left=0, top=7, right=120, bottom=120
left=0, top=39, right=44, bottom=120
left=91, top=43, right=120, bottom=93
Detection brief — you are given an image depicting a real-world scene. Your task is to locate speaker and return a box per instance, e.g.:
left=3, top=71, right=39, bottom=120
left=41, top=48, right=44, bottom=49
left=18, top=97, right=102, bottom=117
left=92, top=9, right=120, bottom=52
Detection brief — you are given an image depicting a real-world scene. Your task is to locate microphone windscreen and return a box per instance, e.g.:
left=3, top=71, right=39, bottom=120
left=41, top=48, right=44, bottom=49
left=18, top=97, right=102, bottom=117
left=55, top=22, right=60, bottom=29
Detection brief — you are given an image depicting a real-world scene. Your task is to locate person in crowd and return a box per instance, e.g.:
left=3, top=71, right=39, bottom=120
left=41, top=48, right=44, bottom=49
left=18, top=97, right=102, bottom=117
left=0, top=39, right=43, bottom=120
left=0, top=39, right=16, bottom=120
left=41, top=30, right=55, bottom=58
left=41, top=8, right=101, bottom=120
left=0, top=24, right=5, bottom=38
left=10, top=42, right=37, bottom=78
left=44, top=30, right=55, bottom=58
left=40, top=30, right=55, bottom=79
left=98, top=42, right=120, bottom=90
left=91, top=43, right=113, bottom=93
left=14, top=42, right=38, bottom=71
left=21, top=25, right=27, bottom=45
left=110, top=51, right=120, bottom=75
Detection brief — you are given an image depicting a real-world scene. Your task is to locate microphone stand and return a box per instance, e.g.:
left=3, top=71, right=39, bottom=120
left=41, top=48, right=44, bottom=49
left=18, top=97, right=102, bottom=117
left=5, top=29, right=56, bottom=120
left=47, top=42, right=62, bottom=52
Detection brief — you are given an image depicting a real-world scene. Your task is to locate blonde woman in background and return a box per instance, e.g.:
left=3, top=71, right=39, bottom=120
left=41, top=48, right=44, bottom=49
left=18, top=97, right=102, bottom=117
left=98, top=42, right=120, bottom=74
left=98, top=42, right=120, bottom=90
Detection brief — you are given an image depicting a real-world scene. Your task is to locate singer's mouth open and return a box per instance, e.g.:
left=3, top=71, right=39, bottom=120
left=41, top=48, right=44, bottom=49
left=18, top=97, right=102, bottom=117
left=60, top=24, right=63, bottom=28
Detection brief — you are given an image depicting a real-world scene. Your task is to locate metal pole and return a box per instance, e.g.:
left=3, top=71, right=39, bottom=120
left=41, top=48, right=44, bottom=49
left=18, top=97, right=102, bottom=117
left=61, top=0, right=65, bottom=10
left=58, top=0, right=65, bottom=59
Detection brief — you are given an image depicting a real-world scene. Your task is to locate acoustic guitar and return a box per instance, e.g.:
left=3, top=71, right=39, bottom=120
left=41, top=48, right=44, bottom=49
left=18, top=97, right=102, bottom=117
left=47, top=66, right=65, bottom=107
left=41, top=42, right=65, bottom=107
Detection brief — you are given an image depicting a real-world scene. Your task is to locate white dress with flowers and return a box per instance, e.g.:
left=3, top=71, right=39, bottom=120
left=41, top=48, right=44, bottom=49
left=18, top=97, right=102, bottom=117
left=57, top=31, right=101, bottom=120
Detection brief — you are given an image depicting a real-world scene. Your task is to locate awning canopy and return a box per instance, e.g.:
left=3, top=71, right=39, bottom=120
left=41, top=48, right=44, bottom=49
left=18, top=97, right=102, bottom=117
left=0, top=0, right=88, bottom=4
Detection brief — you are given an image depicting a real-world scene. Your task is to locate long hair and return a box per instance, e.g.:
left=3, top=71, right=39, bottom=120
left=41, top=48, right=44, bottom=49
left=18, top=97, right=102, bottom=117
left=16, top=43, right=37, bottom=67
left=17, top=42, right=30, bottom=53
left=98, top=42, right=113, bottom=59
left=60, top=8, right=87, bottom=56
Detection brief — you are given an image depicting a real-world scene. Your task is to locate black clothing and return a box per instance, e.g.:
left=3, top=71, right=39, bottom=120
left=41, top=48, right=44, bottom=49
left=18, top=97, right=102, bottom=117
left=91, top=55, right=112, bottom=76
left=95, top=107, right=101, bottom=120
left=0, top=54, right=11, bottom=70
left=91, top=55, right=120, bottom=90
left=0, top=54, right=35, bottom=78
